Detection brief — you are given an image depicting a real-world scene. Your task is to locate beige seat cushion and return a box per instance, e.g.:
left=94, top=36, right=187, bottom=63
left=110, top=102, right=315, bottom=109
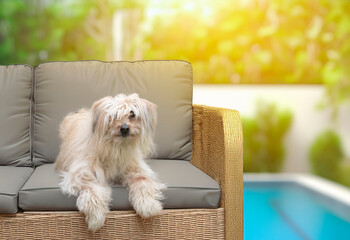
left=33, top=61, right=193, bottom=166
left=19, top=160, right=220, bottom=211
left=0, top=65, right=32, bottom=166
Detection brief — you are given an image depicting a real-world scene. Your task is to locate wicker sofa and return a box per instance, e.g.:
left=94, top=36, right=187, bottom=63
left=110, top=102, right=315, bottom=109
left=0, top=61, right=243, bottom=240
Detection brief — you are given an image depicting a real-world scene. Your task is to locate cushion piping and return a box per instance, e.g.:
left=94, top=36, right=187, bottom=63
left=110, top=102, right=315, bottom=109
left=20, top=186, right=220, bottom=192
left=34, top=59, right=192, bottom=68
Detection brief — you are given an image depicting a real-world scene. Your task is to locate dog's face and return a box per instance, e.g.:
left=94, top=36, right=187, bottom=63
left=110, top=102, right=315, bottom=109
left=90, top=94, right=157, bottom=143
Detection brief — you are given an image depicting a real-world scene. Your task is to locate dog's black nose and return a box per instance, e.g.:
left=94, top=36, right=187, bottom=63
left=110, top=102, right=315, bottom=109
left=120, top=124, right=129, bottom=136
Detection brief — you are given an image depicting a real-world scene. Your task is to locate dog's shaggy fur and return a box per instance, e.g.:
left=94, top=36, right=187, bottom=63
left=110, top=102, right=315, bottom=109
left=54, top=93, right=165, bottom=232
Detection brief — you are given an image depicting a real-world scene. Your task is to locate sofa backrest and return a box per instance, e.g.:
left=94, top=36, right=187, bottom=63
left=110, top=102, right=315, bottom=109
left=0, top=65, right=32, bottom=166
left=32, top=61, right=193, bottom=166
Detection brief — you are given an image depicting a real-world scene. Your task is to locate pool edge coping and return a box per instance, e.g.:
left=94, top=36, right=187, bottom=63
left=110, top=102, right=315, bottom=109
left=244, top=173, right=350, bottom=208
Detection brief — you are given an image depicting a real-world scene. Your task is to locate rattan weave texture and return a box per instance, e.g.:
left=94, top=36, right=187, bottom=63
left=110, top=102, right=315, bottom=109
left=192, top=105, right=243, bottom=240
left=0, top=209, right=224, bottom=240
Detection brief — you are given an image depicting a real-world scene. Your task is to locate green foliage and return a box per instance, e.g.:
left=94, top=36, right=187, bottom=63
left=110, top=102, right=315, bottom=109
left=309, top=130, right=343, bottom=182
left=0, top=0, right=145, bottom=65
left=321, top=66, right=350, bottom=119
left=339, top=161, right=350, bottom=187
left=141, top=0, right=350, bottom=84
left=1, top=0, right=350, bottom=85
left=243, top=101, right=293, bottom=172
left=309, top=130, right=350, bottom=187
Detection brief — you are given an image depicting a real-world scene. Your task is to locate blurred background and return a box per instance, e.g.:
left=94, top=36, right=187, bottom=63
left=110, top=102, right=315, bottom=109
left=1, top=0, right=349, bottom=186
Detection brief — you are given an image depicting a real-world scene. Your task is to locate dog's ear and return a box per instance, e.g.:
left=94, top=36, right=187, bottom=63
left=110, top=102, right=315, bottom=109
left=128, top=93, right=140, bottom=99
left=91, top=97, right=110, bottom=134
left=143, top=99, right=157, bottom=135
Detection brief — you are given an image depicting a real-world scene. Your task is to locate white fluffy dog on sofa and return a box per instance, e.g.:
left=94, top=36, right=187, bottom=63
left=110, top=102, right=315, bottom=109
left=54, top=93, right=165, bottom=232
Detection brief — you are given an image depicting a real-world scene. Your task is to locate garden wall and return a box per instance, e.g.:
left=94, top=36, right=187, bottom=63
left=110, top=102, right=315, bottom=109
left=193, top=85, right=350, bottom=173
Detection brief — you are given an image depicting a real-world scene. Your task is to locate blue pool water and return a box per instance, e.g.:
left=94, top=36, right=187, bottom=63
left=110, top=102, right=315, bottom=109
left=244, top=182, right=350, bottom=240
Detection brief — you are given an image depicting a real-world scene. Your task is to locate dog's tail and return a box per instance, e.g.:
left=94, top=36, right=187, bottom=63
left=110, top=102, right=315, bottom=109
left=59, top=108, right=89, bottom=140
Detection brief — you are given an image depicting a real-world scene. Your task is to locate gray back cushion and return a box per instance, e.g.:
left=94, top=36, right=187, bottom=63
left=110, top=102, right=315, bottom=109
left=33, top=61, right=193, bottom=166
left=0, top=65, right=32, bottom=166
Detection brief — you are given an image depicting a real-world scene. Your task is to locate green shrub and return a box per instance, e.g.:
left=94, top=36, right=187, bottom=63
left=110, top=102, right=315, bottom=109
left=309, top=130, right=343, bottom=182
left=339, top=161, right=350, bottom=187
left=243, top=101, right=292, bottom=172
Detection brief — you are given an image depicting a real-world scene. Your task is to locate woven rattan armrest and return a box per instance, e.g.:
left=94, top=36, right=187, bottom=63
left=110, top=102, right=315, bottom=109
left=191, top=104, right=243, bottom=240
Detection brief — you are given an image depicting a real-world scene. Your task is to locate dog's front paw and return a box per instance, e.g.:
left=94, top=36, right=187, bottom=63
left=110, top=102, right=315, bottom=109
left=76, top=187, right=110, bottom=232
left=85, top=211, right=107, bottom=232
left=134, top=197, right=163, bottom=218
left=128, top=178, right=165, bottom=218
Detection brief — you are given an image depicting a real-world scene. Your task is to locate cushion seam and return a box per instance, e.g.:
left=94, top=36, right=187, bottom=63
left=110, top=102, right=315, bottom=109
left=29, top=65, right=35, bottom=167
left=0, top=193, right=18, bottom=197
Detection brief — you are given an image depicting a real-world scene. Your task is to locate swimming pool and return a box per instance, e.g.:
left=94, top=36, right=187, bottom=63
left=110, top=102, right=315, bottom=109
left=244, top=174, right=350, bottom=240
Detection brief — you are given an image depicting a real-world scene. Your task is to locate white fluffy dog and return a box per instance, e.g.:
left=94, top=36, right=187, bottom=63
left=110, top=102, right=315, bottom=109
left=54, top=93, right=165, bottom=232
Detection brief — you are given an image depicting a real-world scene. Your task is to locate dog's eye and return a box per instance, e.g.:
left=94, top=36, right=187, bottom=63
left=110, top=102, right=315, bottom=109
left=130, top=111, right=135, bottom=119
